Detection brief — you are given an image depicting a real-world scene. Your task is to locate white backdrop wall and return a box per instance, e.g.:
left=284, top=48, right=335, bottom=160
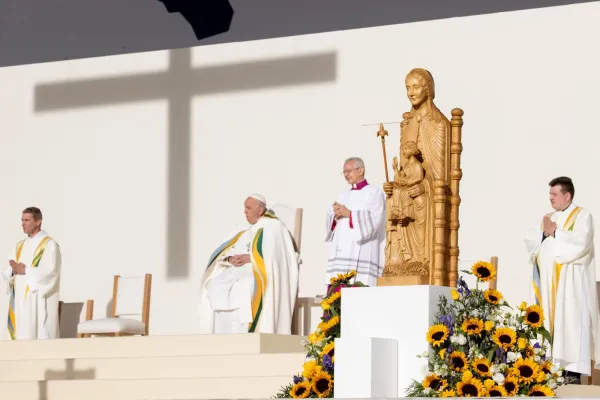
left=1, top=2, right=599, bottom=336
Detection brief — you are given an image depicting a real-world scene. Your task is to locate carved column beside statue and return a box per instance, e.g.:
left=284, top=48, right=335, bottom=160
left=378, top=68, right=464, bottom=288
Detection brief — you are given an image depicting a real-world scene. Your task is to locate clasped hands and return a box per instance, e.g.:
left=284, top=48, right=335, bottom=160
left=227, top=254, right=251, bottom=267
left=333, top=202, right=351, bottom=220
left=8, top=260, right=26, bottom=275
left=543, top=216, right=557, bottom=238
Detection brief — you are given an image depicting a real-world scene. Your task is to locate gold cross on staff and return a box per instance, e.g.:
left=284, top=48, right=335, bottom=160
left=376, top=123, right=390, bottom=183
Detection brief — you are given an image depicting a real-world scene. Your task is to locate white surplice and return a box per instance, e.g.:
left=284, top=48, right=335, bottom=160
left=199, top=215, right=300, bottom=334
left=325, top=181, right=386, bottom=289
left=524, top=203, right=600, bottom=374
left=0, top=231, right=61, bottom=340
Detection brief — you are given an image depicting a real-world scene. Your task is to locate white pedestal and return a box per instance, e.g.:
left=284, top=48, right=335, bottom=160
left=334, top=337, right=398, bottom=398
left=336, top=285, right=451, bottom=397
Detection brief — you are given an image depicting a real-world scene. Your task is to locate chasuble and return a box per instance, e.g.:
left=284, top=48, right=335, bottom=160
left=199, top=214, right=300, bottom=334
left=525, top=203, right=600, bottom=374
left=0, top=231, right=61, bottom=340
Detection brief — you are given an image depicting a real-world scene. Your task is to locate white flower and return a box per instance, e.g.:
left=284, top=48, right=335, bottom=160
left=534, top=356, right=541, bottom=362
left=492, top=373, right=505, bottom=385
left=549, top=380, right=558, bottom=389
left=506, top=351, right=521, bottom=363
left=551, top=366, right=563, bottom=376
left=491, top=364, right=501, bottom=374
left=472, top=309, right=480, bottom=317
left=557, top=376, right=565, bottom=383
left=450, top=334, right=467, bottom=345
left=424, top=388, right=432, bottom=395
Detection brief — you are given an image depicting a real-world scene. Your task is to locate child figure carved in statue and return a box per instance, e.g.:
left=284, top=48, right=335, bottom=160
left=391, top=141, right=425, bottom=225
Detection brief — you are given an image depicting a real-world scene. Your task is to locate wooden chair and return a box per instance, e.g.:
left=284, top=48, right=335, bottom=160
left=456, top=256, right=499, bottom=290
left=76, top=274, right=152, bottom=338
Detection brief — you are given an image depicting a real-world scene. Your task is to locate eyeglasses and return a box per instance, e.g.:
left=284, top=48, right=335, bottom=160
left=341, top=168, right=360, bottom=175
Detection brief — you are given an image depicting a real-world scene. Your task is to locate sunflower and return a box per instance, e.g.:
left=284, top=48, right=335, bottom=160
left=471, top=261, right=496, bottom=282
left=324, top=291, right=341, bottom=305
left=493, top=327, right=517, bottom=350
left=524, top=345, right=535, bottom=358
left=422, top=374, right=447, bottom=391
left=541, top=360, right=553, bottom=374
left=536, top=371, right=547, bottom=383
left=308, top=332, right=324, bottom=344
left=311, top=368, right=333, bottom=398
left=514, top=358, right=541, bottom=384
left=318, top=316, right=340, bottom=335
left=484, top=320, right=495, bottom=331
left=451, top=289, right=460, bottom=300
left=462, top=318, right=484, bottom=336
left=290, top=381, right=311, bottom=398
left=503, top=376, right=520, bottom=396
left=439, top=348, right=446, bottom=359
left=449, top=350, right=469, bottom=372
left=440, top=389, right=456, bottom=397
left=517, top=337, right=528, bottom=350
left=426, top=324, right=450, bottom=347
left=329, top=270, right=356, bottom=284
left=320, top=300, right=331, bottom=311
left=456, top=373, right=485, bottom=397
left=488, top=385, right=509, bottom=397
left=473, top=358, right=492, bottom=377
left=302, top=359, right=318, bottom=380
left=321, top=342, right=334, bottom=359
left=525, top=305, right=544, bottom=328
left=528, top=384, right=555, bottom=396
left=483, top=289, right=503, bottom=305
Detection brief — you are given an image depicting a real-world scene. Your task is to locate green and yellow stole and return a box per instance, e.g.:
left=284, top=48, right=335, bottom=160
left=532, top=207, right=581, bottom=340
left=7, top=236, right=52, bottom=340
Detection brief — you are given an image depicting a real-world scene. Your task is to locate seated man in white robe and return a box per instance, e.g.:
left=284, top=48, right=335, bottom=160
left=0, top=207, right=61, bottom=340
left=524, top=176, right=600, bottom=384
left=199, top=194, right=300, bottom=334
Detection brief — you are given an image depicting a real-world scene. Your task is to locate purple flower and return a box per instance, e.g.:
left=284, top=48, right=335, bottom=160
left=533, top=342, right=541, bottom=349
left=322, top=312, right=331, bottom=322
left=322, top=355, right=334, bottom=372
left=495, top=348, right=507, bottom=363
left=457, top=277, right=471, bottom=296
left=293, top=375, right=304, bottom=384
left=447, top=345, right=453, bottom=353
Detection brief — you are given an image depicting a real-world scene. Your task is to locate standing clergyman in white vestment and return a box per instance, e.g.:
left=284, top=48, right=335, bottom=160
left=325, top=157, right=386, bottom=290
left=525, top=177, right=600, bottom=383
left=199, top=194, right=300, bottom=334
left=0, top=207, right=61, bottom=340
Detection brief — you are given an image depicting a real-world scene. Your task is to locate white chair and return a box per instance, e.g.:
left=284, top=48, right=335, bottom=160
left=77, top=274, right=152, bottom=338
left=457, top=256, right=499, bottom=291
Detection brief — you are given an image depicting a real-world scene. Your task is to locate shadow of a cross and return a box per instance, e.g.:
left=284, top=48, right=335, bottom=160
left=38, top=358, right=96, bottom=399
left=34, top=47, right=337, bottom=278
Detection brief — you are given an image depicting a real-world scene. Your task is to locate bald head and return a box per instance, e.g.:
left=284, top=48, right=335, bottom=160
left=244, top=196, right=266, bottom=224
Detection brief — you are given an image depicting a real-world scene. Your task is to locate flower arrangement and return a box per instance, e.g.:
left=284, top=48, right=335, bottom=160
left=274, top=270, right=366, bottom=398
left=406, top=261, right=566, bottom=397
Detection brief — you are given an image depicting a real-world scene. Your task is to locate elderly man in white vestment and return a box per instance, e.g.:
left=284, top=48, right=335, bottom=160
left=525, top=176, right=600, bottom=384
left=199, top=194, right=300, bottom=334
left=325, top=157, right=386, bottom=291
left=0, top=207, right=61, bottom=340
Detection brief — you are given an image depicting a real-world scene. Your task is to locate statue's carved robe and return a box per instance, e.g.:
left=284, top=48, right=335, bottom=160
left=525, top=203, right=600, bottom=374
left=389, top=108, right=451, bottom=271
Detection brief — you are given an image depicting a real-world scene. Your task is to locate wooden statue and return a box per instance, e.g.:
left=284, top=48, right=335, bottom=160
left=379, top=68, right=464, bottom=287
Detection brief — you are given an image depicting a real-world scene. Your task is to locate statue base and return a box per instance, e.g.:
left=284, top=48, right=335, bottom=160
left=377, top=275, right=430, bottom=286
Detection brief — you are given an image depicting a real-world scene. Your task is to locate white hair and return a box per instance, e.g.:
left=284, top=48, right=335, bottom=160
left=345, top=157, right=365, bottom=173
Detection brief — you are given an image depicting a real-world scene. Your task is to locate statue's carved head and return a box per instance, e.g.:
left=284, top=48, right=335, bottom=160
left=405, top=68, right=435, bottom=108
left=402, top=141, right=421, bottom=159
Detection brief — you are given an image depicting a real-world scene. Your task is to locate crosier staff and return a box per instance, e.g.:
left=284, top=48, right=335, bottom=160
left=377, top=123, right=390, bottom=183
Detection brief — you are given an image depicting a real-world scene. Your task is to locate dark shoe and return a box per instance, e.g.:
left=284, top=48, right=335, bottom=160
left=565, top=370, right=581, bottom=384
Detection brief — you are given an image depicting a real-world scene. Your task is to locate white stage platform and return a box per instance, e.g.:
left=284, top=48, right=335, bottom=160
left=0, top=333, right=306, bottom=400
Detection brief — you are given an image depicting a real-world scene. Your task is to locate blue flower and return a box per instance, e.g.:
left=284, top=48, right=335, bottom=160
left=322, top=354, right=334, bottom=372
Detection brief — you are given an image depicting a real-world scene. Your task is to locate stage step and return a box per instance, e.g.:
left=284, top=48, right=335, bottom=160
left=0, top=376, right=293, bottom=400
left=0, top=333, right=305, bottom=360
left=0, top=353, right=304, bottom=381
